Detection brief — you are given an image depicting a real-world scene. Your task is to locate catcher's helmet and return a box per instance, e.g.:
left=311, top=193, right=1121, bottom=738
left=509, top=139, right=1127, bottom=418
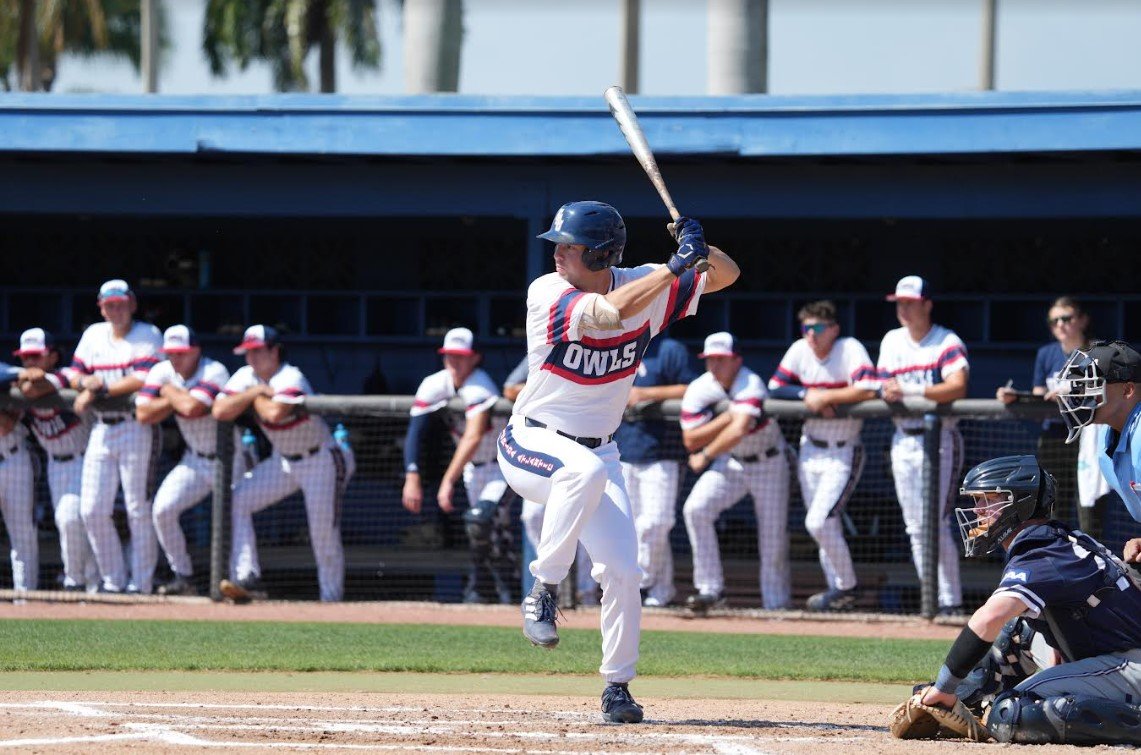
left=1057, top=339, right=1141, bottom=444
left=956, top=454, right=1056, bottom=557
left=537, top=201, right=626, bottom=271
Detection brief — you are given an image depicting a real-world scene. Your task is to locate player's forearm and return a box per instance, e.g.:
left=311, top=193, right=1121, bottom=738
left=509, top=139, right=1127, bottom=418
left=253, top=396, right=294, bottom=425
left=604, top=266, right=675, bottom=320
left=924, top=380, right=968, bottom=404
left=702, top=426, right=748, bottom=459
left=503, top=384, right=524, bottom=402
left=825, top=386, right=878, bottom=407
left=443, top=433, right=482, bottom=485
left=702, top=246, right=740, bottom=294
left=167, top=390, right=209, bottom=417
left=681, top=413, right=732, bottom=452
left=632, top=385, right=687, bottom=403
left=106, top=376, right=144, bottom=398
left=19, top=378, right=55, bottom=400
left=136, top=399, right=174, bottom=425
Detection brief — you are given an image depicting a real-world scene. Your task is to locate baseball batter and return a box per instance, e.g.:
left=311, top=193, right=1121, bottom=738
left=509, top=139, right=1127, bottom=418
left=136, top=325, right=236, bottom=596
left=14, top=328, right=97, bottom=591
left=768, top=300, right=878, bottom=611
left=877, top=275, right=969, bottom=614
left=69, top=279, right=163, bottom=594
left=403, top=327, right=515, bottom=604
left=214, top=325, right=355, bottom=602
left=497, top=200, right=739, bottom=723
left=681, top=332, right=790, bottom=612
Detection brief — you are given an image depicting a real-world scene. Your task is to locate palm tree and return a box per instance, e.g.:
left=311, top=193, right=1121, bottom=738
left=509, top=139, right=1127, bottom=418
left=203, top=0, right=381, bottom=93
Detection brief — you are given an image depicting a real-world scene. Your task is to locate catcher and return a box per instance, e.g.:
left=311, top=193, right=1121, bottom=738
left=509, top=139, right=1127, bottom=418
left=890, top=454, right=1141, bottom=745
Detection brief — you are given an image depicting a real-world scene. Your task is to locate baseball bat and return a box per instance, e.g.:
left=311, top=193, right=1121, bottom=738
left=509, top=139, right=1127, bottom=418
left=604, top=85, right=709, bottom=273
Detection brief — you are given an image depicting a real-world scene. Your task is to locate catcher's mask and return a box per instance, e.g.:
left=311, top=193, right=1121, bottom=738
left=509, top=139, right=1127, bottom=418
left=956, top=454, right=1055, bottom=557
left=538, top=201, right=626, bottom=272
left=1057, top=339, right=1141, bottom=444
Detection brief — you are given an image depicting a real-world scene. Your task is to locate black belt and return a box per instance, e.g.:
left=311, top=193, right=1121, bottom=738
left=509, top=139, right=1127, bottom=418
left=807, top=437, right=847, bottom=449
left=901, top=427, right=926, bottom=437
left=98, top=416, right=128, bottom=425
left=524, top=418, right=612, bottom=450
left=283, top=445, right=322, bottom=462
left=51, top=453, right=76, bottom=463
left=470, top=460, right=491, bottom=468
left=192, top=449, right=217, bottom=461
left=731, top=447, right=780, bottom=463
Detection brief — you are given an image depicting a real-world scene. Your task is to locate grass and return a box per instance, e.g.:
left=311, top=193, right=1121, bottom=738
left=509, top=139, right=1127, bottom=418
left=0, top=620, right=944, bottom=683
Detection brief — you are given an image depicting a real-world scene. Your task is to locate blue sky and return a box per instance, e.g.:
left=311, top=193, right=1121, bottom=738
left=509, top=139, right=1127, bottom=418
left=51, top=0, right=1141, bottom=96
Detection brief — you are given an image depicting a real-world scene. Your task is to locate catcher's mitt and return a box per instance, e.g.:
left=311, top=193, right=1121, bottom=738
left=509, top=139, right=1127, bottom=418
left=888, top=685, right=992, bottom=742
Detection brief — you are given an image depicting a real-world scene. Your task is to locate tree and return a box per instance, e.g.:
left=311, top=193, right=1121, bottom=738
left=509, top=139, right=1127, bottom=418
left=204, top=0, right=381, bottom=93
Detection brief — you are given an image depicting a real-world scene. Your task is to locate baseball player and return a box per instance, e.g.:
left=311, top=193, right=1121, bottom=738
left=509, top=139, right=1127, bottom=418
left=877, top=275, right=969, bottom=615
left=615, top=336, right=695, bottom=608
left=213, top=325, right=355, bottom=602
left=908, top=455, right=1141, bottom=746
left=14, top=328, right=97, bottom=591
left=681, top=332, right=791, bottom=612
left=403, top=327, right=516, bottom=604
left=768, top=300, right=877, bottom=611
left=0, top=359, right=35, bottom=593
left=136, top=325, right=236, bottom=596
left=69, top=279, right=163, bottom=594
left=497, top=200, right=738, bottom=723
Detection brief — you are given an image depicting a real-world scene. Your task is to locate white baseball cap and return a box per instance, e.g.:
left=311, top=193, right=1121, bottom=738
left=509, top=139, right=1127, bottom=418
left=698, top=331, right=738, bottom=359
left=438, top=327, right=477, bottom=356
left=13, top=327, right=55, bottom=357
left=162, top=325, right=199, bottom=354
left=886, top=275, right=930, bottom=302
left=233, top=324, right=280, bottom=355
left=98, top=279, right=133, bottom=302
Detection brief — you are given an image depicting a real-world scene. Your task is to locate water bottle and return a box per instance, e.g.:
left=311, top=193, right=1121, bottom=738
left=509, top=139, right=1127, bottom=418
left=333, top=423, right=351, bottom=452
left=241, top=428, right=259, bottom=477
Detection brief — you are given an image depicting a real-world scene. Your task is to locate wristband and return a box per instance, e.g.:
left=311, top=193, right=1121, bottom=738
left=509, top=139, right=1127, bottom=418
left=933, top=664, right=963, bottom=695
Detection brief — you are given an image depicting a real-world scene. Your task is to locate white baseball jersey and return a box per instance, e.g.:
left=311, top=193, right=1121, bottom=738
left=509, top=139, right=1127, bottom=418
left=26, top=370, right=90, bottom=457
left=137, top=357, right=230, bottom=455
left=876, top=325, right=969, bottom=430
left=69, top=321, right=162, bottom=416
left=680, top=368, right=782, bottom=457
left=411, top=368, right=503, bottom=465
left=769, top=337, right=877, bottom=443
left=222, top=363, right=332, bottom=456
left=512, top=266, right=705, bottom=438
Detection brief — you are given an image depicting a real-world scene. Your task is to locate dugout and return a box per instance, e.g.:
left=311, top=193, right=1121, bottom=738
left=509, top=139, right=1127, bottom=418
left=1, top=91, right=1141, bottom=395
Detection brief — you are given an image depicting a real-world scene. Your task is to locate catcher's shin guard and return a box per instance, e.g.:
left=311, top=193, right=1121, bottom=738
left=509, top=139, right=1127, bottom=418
left=988, top=691, right=1141, bottom=745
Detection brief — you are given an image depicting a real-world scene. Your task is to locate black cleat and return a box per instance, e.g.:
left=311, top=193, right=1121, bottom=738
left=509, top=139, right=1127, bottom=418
left=685, top=591, right=725, bottom=615
left=601, top=683, right=644, bottom=723
left=806, top=587, right=858, bottom=612
left=521, top=581, right=559, bottom=648
left=157, top=574, right=198, bottom=597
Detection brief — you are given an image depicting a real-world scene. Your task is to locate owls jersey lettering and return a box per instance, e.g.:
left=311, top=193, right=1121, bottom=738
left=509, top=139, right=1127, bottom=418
left=222, top=363, right=331, bottom=456
left=513, top=265, right=705, bottom=438
left=876, top=324, right=968, bottom=430
left=69, top=322, right=162, bottom=418
left=137, top=357, right=230, bottom=455
left=680, top=367, right=781, bottom=456
left=26, top=371, right=89, bottom=456
left=769, top=337, right=877, bottom=443
left=410, top=368, right=504, bottom=465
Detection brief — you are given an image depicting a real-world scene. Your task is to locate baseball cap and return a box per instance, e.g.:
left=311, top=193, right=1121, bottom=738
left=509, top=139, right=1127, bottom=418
left=12, top=328, right=55, bottom=357
left=98, top=279, right=133, bottom=302
left=886, top=275, right=930, bottom=302
left=162, top=325, right=199, bottom=354
left=698, top=331, right=737, bottom=359
left=438, top=327, right=477, bottom=356
left=1086, top=340, right=1141, bottom=384
left=233, top=324, right=279, bottom=355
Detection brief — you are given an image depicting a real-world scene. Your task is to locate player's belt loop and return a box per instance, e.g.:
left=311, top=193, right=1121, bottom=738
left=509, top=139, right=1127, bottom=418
left=282, top=445, right=322, bottom=462
left=807, top=436, right=847, bottom=449
left=523, top=417, right=612, bottom=450
left=51, top=453, right=76, bottom=462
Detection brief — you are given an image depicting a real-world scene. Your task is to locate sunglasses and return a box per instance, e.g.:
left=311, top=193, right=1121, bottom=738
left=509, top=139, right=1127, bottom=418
left=1047, top=314, right=1074, bottom=327
left=801, top=323, right=832, bottom=335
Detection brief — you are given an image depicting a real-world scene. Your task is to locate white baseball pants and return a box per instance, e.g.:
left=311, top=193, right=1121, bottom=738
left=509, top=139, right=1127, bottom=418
left=520, top=497, right=599, bottom=597
left=620, top=460, right=680, bottom=604
left=153, top=450, right=244, bottom=578
left=230, top=446, right=354, bottom=602
left=47, top=455, right=98, bottom=589
left=682, top=449, right=791, bottom=609
left=799, top=440, right=864, bottom=592
left=498, top=418, right=640, bottom=684
left=891, top=427, right=963, bottom=609
left=0, top=443, right=37, bottom=591
left=81, top=421, right=159, bottom=593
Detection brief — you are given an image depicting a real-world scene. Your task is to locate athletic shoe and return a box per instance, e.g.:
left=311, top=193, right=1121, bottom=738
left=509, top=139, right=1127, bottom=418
left=521, top=581, right=559, bottom=648
left=806, top=587, right=858, bottom=612
left=937, top=604, right=966, bottom=617
left=685, top=591, right=725, bottom=615
left=220, top=576, right=267, bottom=603
left=157, top=574, right=198, bottom=597
left=601, top=683, right=644, bottom=723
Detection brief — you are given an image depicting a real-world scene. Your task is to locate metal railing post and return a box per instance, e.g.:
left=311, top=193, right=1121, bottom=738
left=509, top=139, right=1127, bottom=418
left=920, top=413, right=942, bottom=619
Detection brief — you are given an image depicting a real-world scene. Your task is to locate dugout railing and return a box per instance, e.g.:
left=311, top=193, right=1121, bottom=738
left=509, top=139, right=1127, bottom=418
left=3, top=390, right=1133, bottom=618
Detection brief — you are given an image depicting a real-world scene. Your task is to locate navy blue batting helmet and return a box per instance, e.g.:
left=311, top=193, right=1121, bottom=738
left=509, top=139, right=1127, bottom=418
left=537, top=201, right=626, bottom=271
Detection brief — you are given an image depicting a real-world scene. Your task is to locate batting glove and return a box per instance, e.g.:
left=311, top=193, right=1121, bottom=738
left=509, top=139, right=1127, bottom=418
left=667, top=225, right=709, bottom=276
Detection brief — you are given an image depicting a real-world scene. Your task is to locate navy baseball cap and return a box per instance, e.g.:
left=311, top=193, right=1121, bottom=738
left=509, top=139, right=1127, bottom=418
left=886, top=275, right=930, bottom=302
left=1087, top=340, right=1141, bottom=384
left=13, top=328, right=55, bottom=357
left=234, top=324, right=279, bottom=355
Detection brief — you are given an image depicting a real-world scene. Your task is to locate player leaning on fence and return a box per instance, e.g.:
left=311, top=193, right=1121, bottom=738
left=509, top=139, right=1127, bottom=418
left=496, top=201, right=739, bottom=724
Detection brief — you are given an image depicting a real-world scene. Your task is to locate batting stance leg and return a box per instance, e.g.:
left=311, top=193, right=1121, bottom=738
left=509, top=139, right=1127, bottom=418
left=682, top=459, right=748, bottom=599
left=0, top=447, right=37, bottom=591
left=800, top=443, right=863, bottom=592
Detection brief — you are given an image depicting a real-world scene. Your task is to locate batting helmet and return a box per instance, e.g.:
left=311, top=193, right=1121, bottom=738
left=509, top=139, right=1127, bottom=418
left=537, top=201, right=626, bottom=271
left=956, top=454, right=1056, bottom=557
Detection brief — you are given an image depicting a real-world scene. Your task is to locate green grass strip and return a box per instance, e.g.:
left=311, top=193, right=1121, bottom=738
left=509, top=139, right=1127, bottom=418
left=0, top=620, right=943, bottom=683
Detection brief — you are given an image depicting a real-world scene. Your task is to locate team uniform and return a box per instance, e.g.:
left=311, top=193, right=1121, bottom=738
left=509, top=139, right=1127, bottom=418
left=70, top=321, right=163, bottom=593
left=224, top=363, right=355, bottom=602
left=769, top=337, right=877, bottom=595
left=410, top=366, right=514, bottom=602
left=0, top=363, right=36, bottom=591
left=877, top=324, right=968, bottom=610
left=614, top=338, right=694, bottom=607
left=498, top=264, right=705, bottom=683
left=137, top=357, right=236, bottom=582
left=24, top=369, right=96, bottom=590
left=681, top=367, right=791, bottom=609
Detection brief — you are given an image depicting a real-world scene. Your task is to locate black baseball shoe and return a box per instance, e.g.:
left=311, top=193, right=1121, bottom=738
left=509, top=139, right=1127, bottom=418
left=937, top=604, right=966, bottom=618
left=601, top=683, right=644, bottom=723
left=220, top=576, right=267, bottom=603
left=157, top=573, right=198, bottom=597
left=806, top=587, right=858, bottom=612
left=685, top=591, right=725, bottom=615
left=521, top=580, right=559, bottom=648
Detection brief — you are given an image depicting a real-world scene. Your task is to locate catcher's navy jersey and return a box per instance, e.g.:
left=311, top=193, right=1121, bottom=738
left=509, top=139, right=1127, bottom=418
left=994, top=521, right=1141, bottom=661
left=612, top=338, right=696, bottom=463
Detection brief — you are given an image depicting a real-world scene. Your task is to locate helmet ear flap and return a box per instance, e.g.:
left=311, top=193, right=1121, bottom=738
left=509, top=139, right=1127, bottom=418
left=1035, top=467, right=1057, bottom=519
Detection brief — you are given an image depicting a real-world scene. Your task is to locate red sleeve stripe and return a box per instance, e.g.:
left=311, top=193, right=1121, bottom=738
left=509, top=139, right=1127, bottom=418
left=546, top=288, right=585, bottom=344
